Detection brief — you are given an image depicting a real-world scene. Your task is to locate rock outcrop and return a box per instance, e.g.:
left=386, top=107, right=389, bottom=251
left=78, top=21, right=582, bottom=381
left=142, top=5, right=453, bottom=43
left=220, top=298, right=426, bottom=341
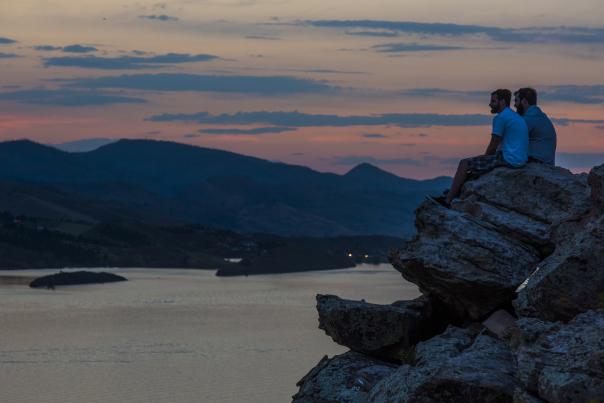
left=369, top=327, right=519, bottom=402
left=295, top=162, right=604, bottom=403
left=509, top=310, right=604, bottom=403
left=316, top=294, right=445, bottom=360
left=514, top=164, right=604, bottom=322
left=391, top=163, right=590, bottom=322
left=292, top=352, right=397, bottom=403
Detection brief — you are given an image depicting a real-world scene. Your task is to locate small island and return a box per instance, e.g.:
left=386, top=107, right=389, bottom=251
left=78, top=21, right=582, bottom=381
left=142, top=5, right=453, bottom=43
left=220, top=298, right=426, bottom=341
left=29, top=271, right=127, bottom=289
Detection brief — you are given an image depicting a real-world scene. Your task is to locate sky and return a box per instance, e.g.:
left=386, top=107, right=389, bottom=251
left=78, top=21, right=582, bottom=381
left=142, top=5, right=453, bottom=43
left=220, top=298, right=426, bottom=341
left=1, top=0, right=604, bottom=178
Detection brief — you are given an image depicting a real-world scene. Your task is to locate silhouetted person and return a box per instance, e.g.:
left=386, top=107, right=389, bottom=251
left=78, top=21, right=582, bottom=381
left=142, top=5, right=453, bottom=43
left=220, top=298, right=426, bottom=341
left=514, top=87, right=557, bottom=165
left=436, top=89, right=528, bottom=207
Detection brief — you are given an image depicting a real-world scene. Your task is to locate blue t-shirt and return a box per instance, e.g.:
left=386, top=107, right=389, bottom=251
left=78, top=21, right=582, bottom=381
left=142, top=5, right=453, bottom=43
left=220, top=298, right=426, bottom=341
left=523, top=105, right=557, bottom=165
left=492, top=107, right=528, bottom=167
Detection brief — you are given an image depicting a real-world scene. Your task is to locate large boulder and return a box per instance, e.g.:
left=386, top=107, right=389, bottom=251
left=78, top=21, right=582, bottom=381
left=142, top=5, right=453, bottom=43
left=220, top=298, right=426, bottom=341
left=508, top=310, right=604, bottom=403
left=316, top=294, right=445, bottom=360
left=369, top=326, right=519, bottom=402
left=459, top=163, right=590, bottom=227
left=391, top=164, right=591, bottom=322
left=514, top=213, right=604, bottom=322
left=292, top=351, right=397, bottom=403
left=391, top=201, right=541, bottom=321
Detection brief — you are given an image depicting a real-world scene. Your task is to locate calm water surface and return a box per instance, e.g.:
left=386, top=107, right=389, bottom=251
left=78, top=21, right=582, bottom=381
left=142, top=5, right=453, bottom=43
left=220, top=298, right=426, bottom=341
left=0, top=265, right=419, bottom=403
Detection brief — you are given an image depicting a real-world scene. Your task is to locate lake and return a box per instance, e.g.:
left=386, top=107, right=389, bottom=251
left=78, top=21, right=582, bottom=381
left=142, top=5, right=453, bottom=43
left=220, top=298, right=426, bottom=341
left=0, top=265, right=419, bottom=403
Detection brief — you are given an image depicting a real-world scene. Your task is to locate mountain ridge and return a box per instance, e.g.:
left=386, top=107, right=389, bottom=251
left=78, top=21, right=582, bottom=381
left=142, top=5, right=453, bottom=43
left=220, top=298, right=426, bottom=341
left=0, top=139, right=449, bottom=237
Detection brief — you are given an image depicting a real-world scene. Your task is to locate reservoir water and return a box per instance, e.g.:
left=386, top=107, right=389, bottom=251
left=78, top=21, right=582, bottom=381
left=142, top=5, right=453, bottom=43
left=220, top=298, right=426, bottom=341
left=0, top=264, right=419, bottom=403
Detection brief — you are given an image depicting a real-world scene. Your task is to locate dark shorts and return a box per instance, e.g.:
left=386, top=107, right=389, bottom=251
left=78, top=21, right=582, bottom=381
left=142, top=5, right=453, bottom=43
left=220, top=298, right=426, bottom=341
left=465, top=152, right=512, bottom=179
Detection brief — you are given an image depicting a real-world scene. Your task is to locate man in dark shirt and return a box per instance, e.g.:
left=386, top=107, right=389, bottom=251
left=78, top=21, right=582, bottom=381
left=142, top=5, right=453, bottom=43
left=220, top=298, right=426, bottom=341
left=514, top=88, right=557, bottom=165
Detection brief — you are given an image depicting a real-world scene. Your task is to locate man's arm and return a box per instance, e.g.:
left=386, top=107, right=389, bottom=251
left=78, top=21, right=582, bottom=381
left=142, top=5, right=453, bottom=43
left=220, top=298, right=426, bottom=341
left=484, top=135, right=501, bottom=155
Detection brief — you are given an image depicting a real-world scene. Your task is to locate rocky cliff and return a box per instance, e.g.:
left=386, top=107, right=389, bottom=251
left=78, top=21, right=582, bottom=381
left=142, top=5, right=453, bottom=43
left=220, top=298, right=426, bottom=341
left=294, top=162, right=604, bottom=403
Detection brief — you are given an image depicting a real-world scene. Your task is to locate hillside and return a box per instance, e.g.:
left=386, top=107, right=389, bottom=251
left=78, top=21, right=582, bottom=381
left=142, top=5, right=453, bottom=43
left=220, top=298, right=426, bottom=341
left=0, top=139, right=449, bottom=237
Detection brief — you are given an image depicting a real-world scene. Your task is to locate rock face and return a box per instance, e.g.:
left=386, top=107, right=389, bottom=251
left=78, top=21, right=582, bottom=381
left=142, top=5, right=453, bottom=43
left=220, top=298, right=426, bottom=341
left=588, top=163, right=604, bottom=210
left=509, top=310, right=604, bottom=403
left=369, top=326, right=519, bottom=403
left=514, top=214, right=604, bottom=321
left=514, top=163, right=604, bottom=322
left=391, top=163, right=590, bottom=322
left=295, top=162, right=604, bottom=403
left=391, top=202, right=541, bottom=321
left=316, top=294, right=445, bottom=360
left=29, top=271, right=127, bottom=288
left=292, top=351, right=397, bottom=403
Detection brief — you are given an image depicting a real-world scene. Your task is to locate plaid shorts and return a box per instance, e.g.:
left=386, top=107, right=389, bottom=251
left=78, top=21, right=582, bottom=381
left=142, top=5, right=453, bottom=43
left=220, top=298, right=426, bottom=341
left=465, top=152, right=512, bottom=179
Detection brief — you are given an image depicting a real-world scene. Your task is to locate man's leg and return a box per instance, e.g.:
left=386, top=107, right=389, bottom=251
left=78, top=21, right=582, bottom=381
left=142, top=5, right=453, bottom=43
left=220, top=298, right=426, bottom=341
left=446, top=159, right=469, bottom=204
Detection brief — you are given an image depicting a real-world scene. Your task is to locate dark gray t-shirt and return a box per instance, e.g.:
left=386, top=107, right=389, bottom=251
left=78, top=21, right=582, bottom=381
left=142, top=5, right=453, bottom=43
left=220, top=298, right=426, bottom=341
left=524, top=106, right=557, bottom=165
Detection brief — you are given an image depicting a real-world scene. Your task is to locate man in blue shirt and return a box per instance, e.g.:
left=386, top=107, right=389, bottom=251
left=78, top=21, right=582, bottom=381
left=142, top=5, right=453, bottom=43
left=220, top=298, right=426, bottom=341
left=437, top=89, right=528, bottom=207
left=514, top=87, right=557, bottom=165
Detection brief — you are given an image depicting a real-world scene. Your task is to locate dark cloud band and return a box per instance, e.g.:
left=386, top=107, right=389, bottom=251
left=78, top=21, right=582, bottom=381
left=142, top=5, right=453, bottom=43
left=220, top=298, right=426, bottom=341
left=372, top=42, right=466, bottom=52
left=66, top=73, right=335, bottom=95
left=43, top=53, right=218, bottom=69
left=147, top=110, right=491, bottom=128
left=402, top=85, right=604, bottom=105
left=0, top=52, right=20, bottom=58
left=62, top=44, right=98, bottom=53
left=303, top=20, right=604, bottom=44
left=0, top=89, right=147, bottom=106
left=0, top=37, right=17, bottom=44
left=138, top=14, right=179, bottom=22
left=199, top=127, right=296, bottom=135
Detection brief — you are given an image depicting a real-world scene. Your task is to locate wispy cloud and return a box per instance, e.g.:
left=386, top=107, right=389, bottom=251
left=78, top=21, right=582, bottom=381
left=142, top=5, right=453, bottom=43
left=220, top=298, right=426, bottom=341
left=541, top=85, right=604, bottom=104
left=43, top=53, right=218, bottom=69
left=34, top=45, right=63, bottom=51
left=0, top=89, right=147, bottom=106
left=147, top=110, right=491, bottom=127
left=199, top=126, right=296, bottom=135
left=138, top=14, right=179, bottom=22
left=0, top=37, right=17, bottom=45
left=62, top=44, right=98, bottom=53
left=372, top=42, right=466, bottom=52
left=401, top=88, right=484, bottom=99
left=552, top=117, right=604, bottom=126
left=0, top=53, right=20, bottom=59
left=346, top=30, right=399, bottom=38
left=302, top=20, right=604, bottom=44
left=362, top=133, right=388, bottom=138
left=334, top=155, right=422, bottom=166
left=245, top=35, right=281, bottom=40
left=67, top=74, right=335, bottom=95
left=401, top=85, right=604, bottom=105
left=34, top=44, right=97, bottom=53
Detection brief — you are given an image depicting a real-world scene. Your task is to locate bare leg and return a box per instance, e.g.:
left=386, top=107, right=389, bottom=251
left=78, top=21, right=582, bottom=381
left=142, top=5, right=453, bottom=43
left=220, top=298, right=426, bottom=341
left=446, top=159, right=469, bottom=204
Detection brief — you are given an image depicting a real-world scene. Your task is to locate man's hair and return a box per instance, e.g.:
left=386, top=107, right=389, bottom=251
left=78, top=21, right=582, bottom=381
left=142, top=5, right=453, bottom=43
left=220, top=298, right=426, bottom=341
left=491, top=89, right=512, bottom=106
left=514, top=87, right=538, bottom=106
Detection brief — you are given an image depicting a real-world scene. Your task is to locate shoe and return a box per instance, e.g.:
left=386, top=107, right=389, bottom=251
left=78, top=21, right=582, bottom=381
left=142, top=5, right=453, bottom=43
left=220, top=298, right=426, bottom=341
left=426, top=194, right=451, bottom=209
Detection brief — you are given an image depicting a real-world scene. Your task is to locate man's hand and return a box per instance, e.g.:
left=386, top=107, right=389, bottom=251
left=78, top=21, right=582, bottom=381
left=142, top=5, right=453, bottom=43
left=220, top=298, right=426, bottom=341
left=485, top=135, right=501, bottom=155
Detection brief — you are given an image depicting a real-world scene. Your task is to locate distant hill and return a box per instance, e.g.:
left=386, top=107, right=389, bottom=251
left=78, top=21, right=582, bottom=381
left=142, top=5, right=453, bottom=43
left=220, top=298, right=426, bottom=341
left=50, top=137, right=117, bottom=152
left=0, top=139, right=449, bottom=237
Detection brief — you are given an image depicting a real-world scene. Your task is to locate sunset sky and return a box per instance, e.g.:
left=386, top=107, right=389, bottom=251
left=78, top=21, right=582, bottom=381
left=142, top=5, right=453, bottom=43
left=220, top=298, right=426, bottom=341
left=1, top=0, right=604, bottom=178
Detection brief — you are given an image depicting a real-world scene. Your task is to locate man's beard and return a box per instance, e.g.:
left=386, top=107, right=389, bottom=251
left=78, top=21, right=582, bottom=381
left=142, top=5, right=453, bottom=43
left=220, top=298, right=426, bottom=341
left=516, top=104, right=525, bottom=116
